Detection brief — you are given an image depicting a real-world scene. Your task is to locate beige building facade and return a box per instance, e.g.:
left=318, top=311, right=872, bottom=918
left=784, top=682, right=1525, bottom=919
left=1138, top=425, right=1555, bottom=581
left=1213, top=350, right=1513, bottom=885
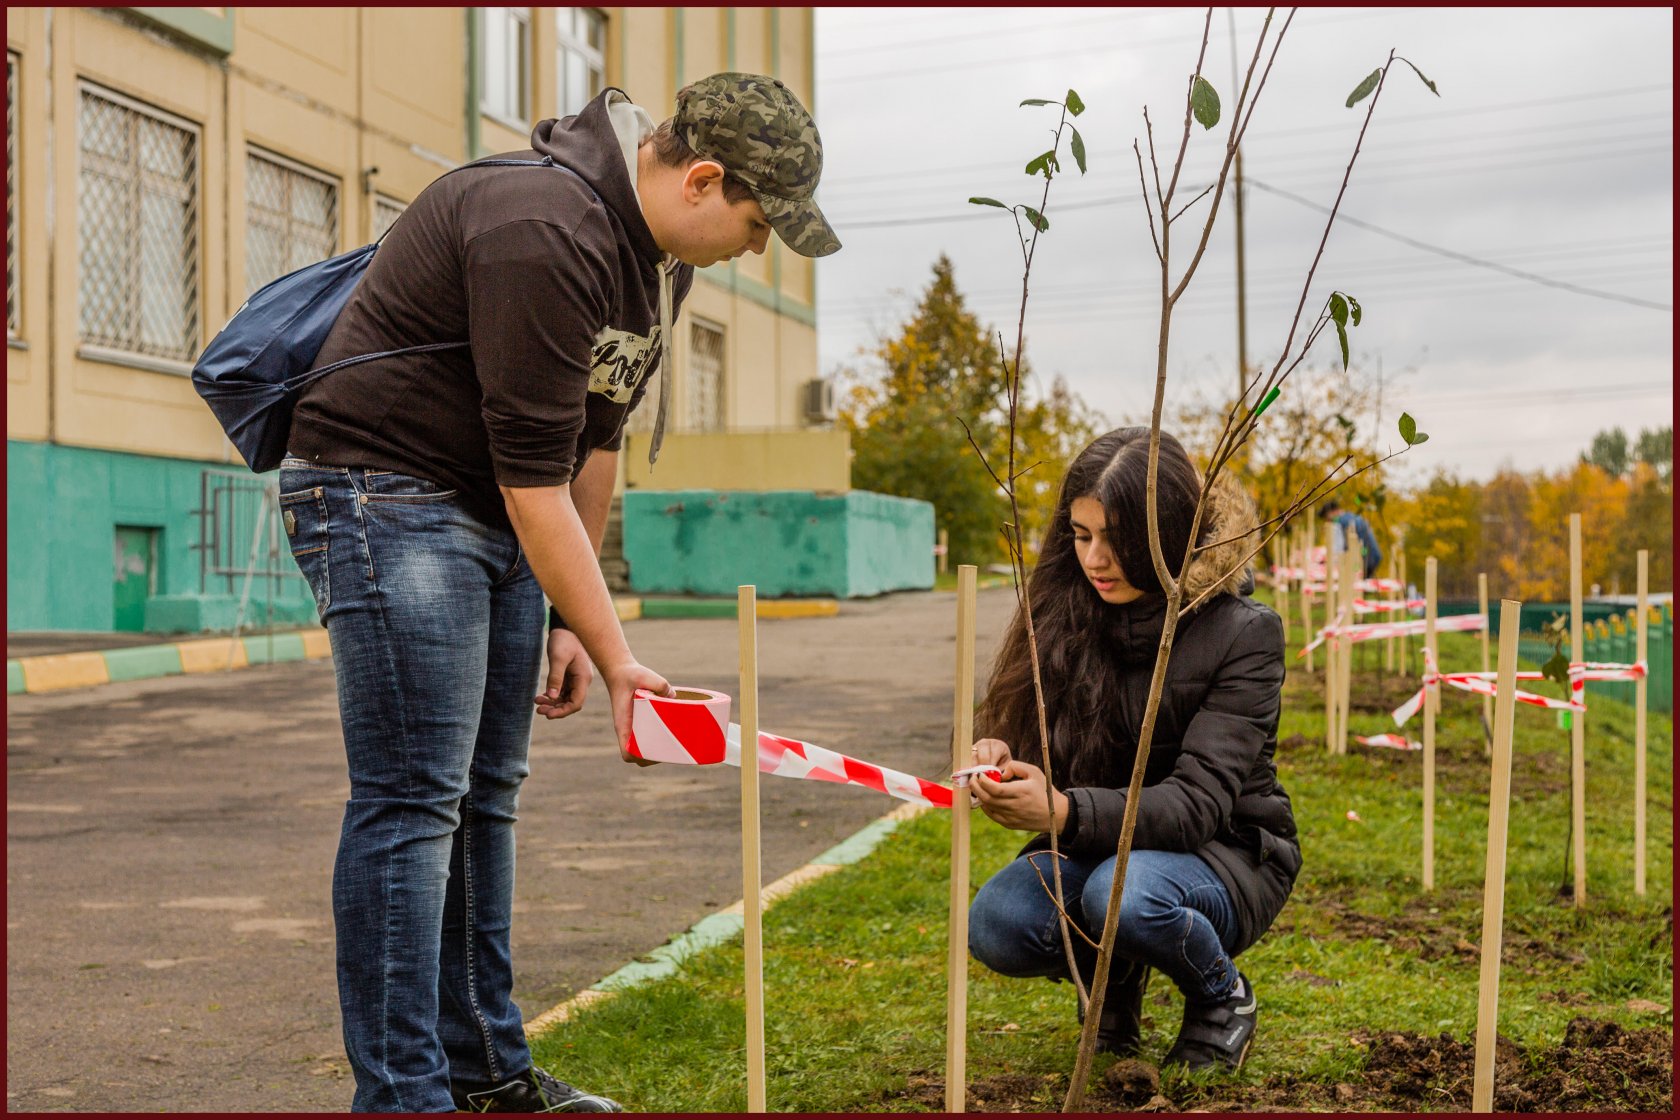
left=5, top=7, right=840, bottom=632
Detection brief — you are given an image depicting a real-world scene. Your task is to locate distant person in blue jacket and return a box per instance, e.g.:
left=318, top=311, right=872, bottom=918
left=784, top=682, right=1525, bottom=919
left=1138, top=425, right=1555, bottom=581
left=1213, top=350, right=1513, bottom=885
left=1320, top=498, right=1382, bottom=580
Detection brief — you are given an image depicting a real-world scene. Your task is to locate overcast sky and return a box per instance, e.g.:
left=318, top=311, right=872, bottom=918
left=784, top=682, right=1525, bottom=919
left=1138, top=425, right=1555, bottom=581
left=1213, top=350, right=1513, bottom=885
left=809, top=6, right=1674, bottom=485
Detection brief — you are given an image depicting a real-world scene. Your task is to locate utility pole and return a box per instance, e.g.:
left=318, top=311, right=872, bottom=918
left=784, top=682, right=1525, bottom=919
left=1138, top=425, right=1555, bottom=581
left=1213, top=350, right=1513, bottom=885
left=1229, top=8, right=1250, bottom=401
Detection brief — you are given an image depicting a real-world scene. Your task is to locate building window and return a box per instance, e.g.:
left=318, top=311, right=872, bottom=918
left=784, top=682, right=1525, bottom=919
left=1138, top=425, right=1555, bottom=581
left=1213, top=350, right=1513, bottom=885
left=480, top=7, right=531, bottom=125
left=7, top=52, right=19, bottom=337
left=77, top=84, right=201, bottom=364
left=557, top=8, right=606, bottom=117
left=686, top=318, right=726, bottom=432
left=245, top=149, right=339, bottom=295
left=372, top=194, right=407, bottom=242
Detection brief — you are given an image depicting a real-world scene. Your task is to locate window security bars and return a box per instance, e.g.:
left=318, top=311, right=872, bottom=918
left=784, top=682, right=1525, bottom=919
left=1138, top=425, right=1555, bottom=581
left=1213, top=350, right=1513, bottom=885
left=245, top=149, right=339, bottom=296
left=77, top=84, right=201, bottom=363
left=687, top=318, right=726, bottom=432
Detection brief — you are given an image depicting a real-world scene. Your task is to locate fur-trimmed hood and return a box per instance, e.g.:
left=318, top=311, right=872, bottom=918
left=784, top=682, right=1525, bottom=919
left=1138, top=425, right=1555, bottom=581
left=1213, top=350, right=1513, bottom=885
left=1179, top=470, right=1260, bottom=605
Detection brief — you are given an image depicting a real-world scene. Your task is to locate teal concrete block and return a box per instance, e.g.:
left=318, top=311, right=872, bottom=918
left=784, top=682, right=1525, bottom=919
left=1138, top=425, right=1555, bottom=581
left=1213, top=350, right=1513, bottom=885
left=241, top=632, right=306, bottom=664
left=622, top=490, right=934, bottom=599
left=7, top=660, right=24, bottom=695
left=102, top=644, right=185, bottom=683
left=145, top=594, right=318, bottom=634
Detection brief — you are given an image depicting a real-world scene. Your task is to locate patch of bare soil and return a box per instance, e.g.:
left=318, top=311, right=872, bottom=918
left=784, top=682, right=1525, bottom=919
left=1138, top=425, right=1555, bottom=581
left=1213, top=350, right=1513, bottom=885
left=898, top=1018, right=1671, bottom=1113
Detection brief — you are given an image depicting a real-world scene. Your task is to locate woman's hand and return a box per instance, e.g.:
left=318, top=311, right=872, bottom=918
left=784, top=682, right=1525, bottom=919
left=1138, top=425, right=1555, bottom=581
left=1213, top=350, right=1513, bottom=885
left=973, top=759, right=1069, bottom=834
left=970, top=737, right=1013, bottom=769
left=599, top=660, right=672, bottom=766
left=534, top=628, right=593, bottom=720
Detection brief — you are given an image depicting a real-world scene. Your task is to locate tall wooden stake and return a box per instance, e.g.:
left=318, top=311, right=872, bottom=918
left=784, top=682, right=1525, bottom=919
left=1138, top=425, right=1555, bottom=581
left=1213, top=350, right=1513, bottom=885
left=944, top=566, right=978, bottom=1112
left=1339, top=525, right=1358, bottom=755
left=1472, top=599, right=1523, bottom=1114
left=1569, top=513, right=1586, bottom=908
left=1385, top=553, right=1398, bottom=674
left=1479, top=572, right=1493, bottom=755
left=1275, top=536, right=1290, bottom=646
left=737, top=585, right=766, bottom=1112
left=938, top=528, right=950, bottom=577
left=1635, top=549, right=1648, bottom=896
left=1300, top=529, right=1315, bottom=674
left=1423, top=556, right=1438, bottom=892
left=1398, top=545, right=1410, bottom=672
left=1324, top=522, right=1339, bottom=753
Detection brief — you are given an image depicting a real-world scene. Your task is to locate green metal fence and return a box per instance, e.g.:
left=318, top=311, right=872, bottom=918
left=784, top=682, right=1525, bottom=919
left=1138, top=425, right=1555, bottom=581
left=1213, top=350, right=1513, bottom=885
left=1513, top=602, right=1672, bottom=715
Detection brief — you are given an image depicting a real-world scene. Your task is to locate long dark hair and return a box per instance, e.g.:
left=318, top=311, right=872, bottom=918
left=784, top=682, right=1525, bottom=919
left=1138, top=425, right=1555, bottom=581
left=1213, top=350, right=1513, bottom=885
left=976, top=426, right=1205, bottom=789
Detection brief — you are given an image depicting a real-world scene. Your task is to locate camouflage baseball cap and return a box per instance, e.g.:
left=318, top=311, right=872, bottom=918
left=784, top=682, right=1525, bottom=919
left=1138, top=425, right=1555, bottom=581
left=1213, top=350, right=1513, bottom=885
left=674, top=72, right=841, bottom=258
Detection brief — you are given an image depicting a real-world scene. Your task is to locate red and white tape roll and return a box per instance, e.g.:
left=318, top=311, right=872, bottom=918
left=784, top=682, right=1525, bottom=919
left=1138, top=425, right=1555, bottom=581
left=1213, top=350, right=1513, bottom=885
left=627, top=687, right=984, bottom=809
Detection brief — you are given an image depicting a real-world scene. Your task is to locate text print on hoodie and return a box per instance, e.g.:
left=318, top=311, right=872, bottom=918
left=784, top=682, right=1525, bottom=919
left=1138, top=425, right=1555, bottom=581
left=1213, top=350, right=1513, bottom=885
left=289, top=88, right=693, bottom=524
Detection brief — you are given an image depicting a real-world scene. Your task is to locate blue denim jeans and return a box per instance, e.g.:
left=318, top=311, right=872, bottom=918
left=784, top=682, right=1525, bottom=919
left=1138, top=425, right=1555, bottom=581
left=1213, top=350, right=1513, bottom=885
left=280, top=460, right=545, bottom=1113
left=969, top=848, right=1241, bottom=1004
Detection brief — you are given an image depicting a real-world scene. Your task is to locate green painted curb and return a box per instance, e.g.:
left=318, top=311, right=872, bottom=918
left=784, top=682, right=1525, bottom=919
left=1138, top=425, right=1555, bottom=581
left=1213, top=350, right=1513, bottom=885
left=812, top=813, right=913, bottom=866
left=7, top=660, right=24, bottom=695
left=640, top=598, right=739, bottom=620
left=103, top=645, right=185, bottom=683
left=241, top=632, right=306, bottom=664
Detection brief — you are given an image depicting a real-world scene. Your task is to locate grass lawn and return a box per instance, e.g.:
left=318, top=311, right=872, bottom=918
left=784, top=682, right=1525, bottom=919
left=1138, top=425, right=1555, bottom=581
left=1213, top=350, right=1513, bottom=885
left=528, top=625, right=1673, bottom=1112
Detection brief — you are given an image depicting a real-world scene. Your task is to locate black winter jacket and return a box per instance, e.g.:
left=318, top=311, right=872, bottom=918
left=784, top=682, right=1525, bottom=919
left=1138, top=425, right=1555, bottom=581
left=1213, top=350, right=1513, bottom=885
left=1022, top=476, right=1299, bottom=957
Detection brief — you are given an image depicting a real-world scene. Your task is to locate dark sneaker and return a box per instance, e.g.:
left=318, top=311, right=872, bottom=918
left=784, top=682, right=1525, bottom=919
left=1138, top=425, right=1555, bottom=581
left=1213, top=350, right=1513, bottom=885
left=1163, top=971, right=1257, bottom=1072
left=452, top=1067, right=623, bottom=1113
left=1077, top=960, right=1151, bottom=1058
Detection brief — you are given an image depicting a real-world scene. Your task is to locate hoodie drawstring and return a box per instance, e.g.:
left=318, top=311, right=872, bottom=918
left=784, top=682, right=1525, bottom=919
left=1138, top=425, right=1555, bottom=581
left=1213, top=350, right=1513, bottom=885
left=647, top=256, right=675, bottom=466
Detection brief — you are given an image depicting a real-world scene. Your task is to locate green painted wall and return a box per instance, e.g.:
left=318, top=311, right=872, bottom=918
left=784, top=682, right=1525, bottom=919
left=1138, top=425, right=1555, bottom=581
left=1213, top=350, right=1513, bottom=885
left=621, top=490, right=934, bottom=599
left=7, top=440, right=314, bottom=632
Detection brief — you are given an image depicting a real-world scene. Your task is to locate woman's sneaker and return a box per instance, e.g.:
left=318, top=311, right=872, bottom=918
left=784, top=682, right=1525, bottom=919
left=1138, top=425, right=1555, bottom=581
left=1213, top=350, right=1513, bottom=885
left=1163, top=972, right=1257, bottom=1072
left=451, top=1066, right=623, bottom=1113
left=1076, top=960, right=1151, bottom=1057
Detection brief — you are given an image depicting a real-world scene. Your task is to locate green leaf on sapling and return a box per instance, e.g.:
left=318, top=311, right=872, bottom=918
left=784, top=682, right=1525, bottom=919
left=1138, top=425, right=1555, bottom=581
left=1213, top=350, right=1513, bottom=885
left=968, top=197, right=1008, bottom=209
left=1020, top=98, right=1055, bottom=107
left=1329, top=293, right=1349, bottom=328
left=1335, top=320, right=1349, bottom=370
left=1066, top=88, right=1086, bottom=116
left=1541, top=648, right=1571, bottom=691
left=1191, top=76, right=1221, bottom=129
left=1398, top=412, right=1417, bottom=444
left=1021, top=206, right=1049, bottom=232
left=1399, top=58, right=1440, bottom=96
left=1070, top=127, right=1088, bottom=173
left=1346, top=68, right=1382, bottom=108
left=1348, top=295, right=1363, bottom=326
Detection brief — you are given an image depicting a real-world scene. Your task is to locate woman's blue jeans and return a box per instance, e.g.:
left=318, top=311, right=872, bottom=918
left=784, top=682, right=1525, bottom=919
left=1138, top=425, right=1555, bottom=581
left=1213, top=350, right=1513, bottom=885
left=969, top=848, right=1241, bottom=1004
left=280, top=460, right=544, bottom=1113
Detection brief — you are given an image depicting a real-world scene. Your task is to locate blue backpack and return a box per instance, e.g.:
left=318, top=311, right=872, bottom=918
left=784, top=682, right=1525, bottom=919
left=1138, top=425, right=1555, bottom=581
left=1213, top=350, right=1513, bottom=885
left=192, top=157, right=587, bottom=473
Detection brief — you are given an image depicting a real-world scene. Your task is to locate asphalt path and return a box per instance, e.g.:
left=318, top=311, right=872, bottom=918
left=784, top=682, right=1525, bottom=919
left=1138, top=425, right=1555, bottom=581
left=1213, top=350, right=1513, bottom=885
left=6, top=588, right=1012, bottom=1112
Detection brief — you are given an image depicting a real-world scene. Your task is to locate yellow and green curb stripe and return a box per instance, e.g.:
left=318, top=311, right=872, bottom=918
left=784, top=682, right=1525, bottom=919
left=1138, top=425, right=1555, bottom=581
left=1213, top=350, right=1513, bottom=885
left=7, top=597, right=838, bottom=696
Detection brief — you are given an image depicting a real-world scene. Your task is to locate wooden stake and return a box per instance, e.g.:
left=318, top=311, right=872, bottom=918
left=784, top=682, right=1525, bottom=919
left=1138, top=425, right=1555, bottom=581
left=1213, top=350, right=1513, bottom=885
left=1385, top=552, right=1397, bottom=675
left=1472, top=599, right=1523, bottom=1113
left=1300, top=529, right=1315, bottom=675
left=938, top=527, right=950, bottom=577
left=1423, top=556, right=1438, bottom=892
left=1275, top=536, right=1290, bottom=647
left=1569, top=513, right=1586, bottom=908
left=945, top=565, right=978, bottom=1113
left=1479, top=573, right=1493, bottom=756
left=1635, top=549, right=1648, bottom=896
left=1398, top=545, right=1410, bottom=672
left=1325, top=522, right=1339, bottom=754
left=1340, top=526, right=1358, bottom=755
left=737, top=584, right=766, bottom=1112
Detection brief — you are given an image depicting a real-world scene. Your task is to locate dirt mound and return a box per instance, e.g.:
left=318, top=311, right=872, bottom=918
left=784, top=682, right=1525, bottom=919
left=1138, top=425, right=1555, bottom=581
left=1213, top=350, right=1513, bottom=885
left=898, top=1017, right=1671, bottom=1112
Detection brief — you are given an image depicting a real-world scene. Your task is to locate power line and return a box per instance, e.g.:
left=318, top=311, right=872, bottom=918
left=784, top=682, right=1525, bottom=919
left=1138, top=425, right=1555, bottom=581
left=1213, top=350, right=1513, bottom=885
left=1246, top=179, right=1673, bottom=312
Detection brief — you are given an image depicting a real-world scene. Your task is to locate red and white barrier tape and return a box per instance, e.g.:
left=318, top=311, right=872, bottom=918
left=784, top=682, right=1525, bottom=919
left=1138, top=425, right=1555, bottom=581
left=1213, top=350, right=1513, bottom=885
left=1356, top=733, right=1422, bottom=751
left=1390, top=651, right=1645, bottom=726
left=1352, top=597, right=1427, bottom=615
left=627, top=688, right=998, bottom=809
left=1299, top=611, right=1485, bottom=658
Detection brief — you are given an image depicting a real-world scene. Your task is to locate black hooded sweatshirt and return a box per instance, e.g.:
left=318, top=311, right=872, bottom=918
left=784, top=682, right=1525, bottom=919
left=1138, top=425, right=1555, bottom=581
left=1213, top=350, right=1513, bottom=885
left=289, top=90, right=693, bottom=524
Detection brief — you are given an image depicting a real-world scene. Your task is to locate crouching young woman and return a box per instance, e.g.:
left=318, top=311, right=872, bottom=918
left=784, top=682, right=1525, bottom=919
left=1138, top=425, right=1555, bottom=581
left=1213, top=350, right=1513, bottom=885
left=966, top=426, right=1299, bottom=1072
